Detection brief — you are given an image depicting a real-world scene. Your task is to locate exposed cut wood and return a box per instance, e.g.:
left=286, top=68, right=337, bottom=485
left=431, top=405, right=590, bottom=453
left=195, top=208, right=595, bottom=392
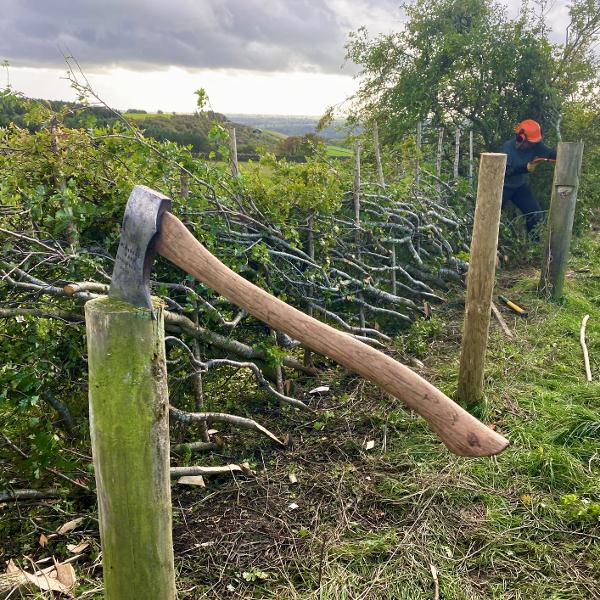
left=491, top=302, right=514, bottom=339
left=580, top=314, right=592, bottom=382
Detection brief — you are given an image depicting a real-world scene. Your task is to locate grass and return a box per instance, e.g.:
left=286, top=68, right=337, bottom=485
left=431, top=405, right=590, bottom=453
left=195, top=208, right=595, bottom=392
left=325, top=145, right=352, bottom=158
left=2, top=232, right=600, bottom=599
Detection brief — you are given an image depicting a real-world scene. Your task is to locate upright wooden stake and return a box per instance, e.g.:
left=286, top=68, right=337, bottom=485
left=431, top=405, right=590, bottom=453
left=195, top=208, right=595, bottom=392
left=457, top=153, right=507, bottom=405
left=539, top=141, right=584, bottom=299
left=391, top=245, right=397, bottom=296
left=180, top=172, right=189, bottom=201
left=454, top=128, right=461, bottom=180
left=85, top=297, right=176, bottom=600
left=436, top=128, right=444, bottom=192
left=415, top=121, right=422, bottom=185
left=229, top=127, right=239, bottom=177
left=353, top=142, right=366, bottom=328
left=304, top=213, right=315, bottom=366
left=469, top=130, right=474, bottom=187
left=373, top=121, right=385, bottom=188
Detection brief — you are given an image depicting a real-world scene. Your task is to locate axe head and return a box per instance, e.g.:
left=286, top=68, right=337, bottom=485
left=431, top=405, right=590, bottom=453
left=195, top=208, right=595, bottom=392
left=109, top=185, right=172, bottom=310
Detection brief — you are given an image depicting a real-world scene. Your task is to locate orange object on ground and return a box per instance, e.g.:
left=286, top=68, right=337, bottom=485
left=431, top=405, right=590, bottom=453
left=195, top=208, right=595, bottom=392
left=498, top=295, right=528, bottom=317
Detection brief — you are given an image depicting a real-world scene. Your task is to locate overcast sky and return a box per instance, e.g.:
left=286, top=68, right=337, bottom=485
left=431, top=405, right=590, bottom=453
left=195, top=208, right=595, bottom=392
left=1, top=0, right=570, bottom=115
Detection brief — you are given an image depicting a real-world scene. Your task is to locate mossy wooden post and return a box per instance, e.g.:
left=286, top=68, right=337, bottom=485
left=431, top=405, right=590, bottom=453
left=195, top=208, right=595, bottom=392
left=539, top=141, right=584, bottom=299
left=85, top=297, right=176, bottom=600
left=457, top=153, right=507, bottom=405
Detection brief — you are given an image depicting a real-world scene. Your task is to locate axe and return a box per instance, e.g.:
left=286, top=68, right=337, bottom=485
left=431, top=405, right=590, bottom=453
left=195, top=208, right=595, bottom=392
left=109, top=185, right=509, bottom=457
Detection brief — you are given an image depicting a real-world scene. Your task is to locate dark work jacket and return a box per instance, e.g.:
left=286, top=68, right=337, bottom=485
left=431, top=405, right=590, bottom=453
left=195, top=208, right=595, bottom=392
left=499, top=139, right=557, bottom=189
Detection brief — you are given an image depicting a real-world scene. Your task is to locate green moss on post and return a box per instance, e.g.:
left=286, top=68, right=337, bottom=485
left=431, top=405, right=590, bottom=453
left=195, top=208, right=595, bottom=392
left=85, top=297, right=176, bottom=600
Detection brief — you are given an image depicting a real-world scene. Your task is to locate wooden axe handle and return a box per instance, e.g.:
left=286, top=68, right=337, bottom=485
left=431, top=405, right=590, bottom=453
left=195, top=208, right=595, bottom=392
left=157, top=213, right=509, bottom=457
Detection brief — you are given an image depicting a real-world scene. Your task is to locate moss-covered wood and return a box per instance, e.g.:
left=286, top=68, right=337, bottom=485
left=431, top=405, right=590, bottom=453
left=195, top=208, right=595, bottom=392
left=540, top=141, right=585, bottom=299
left=85, top=297, right=176, bottom=600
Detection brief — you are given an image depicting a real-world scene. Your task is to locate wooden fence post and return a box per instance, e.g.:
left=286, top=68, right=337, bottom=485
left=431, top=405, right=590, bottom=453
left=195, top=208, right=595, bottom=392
left=469, top=130, right=474, bottom=187
left=457, top=153, right=507, bottom=405
left=539, top=141, right=584, bottom=299
left=436, top=128, right=444, bottom=191
left=353, top=142, right=366, bottom=328
left=454, top=128, right=461, bottom=180
left=180, top=172, right=189, bottom=201
left=304, top=213, right=315, bottom=366
left=85, top=297, right=176, bottom=600
left=415, top=121, right=422, bottom=185
left=373, top=121, right=385, bottom=188
left=229, top=127, right=239, bottom=177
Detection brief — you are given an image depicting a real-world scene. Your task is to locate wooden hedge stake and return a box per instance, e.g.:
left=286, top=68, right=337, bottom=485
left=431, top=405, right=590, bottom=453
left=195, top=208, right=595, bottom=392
left=229, top=127, right=239, bottom=177
left=373, top=121, right=385, bottom=188
left=457, top=153, right=507, bottom=405
left=539, top=141, right=584, bottom=299
left=85, top=297, right=176, bottom=600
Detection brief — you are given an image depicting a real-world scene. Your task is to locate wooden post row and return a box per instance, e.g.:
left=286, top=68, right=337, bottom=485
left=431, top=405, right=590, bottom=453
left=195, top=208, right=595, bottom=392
left=457, top=153, right=507, bottom=405
left=85, top=298, right=176, bottom=600
left=539, top=141, right=584, bottom=299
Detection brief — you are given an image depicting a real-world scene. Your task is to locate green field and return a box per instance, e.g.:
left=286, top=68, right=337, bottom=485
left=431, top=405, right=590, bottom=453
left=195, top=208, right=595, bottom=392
left=124, top=111, right=175, bottom=120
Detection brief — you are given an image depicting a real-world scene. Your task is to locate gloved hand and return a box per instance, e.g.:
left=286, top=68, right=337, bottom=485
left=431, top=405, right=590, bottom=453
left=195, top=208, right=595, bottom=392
left=527, top=157, right=555, bottom=172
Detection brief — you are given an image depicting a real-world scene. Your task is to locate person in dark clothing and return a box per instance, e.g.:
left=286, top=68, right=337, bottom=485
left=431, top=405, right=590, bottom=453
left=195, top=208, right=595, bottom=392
left=499, top=119, right=557, bottom=236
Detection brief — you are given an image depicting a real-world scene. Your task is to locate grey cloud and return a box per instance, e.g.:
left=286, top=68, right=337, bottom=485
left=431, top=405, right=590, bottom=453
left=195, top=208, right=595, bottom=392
left=0, top=0, right=398, bottom=72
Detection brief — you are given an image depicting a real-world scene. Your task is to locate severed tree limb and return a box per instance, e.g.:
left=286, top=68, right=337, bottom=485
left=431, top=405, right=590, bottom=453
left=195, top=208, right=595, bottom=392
left=170, top=464, right=245, bottom=478
left=491, top=302, right=513, bottom=339
left=0, top=307, right=84, bottom=323
left=169, top=407, right=286, bottom=446
left=309, top=302, right=391, bottom=341
left=166, top=336, right=309, bottom=410
left=0, top=488, right=68, bottom=502
left=171, top=440, right=220, bottom=453
left=580, top=314, right=592, bottom=382
left=63, top=281, right=109, bottom=295
left=163, top=309, right=315, bottom=375
left=1, top=265, right=314, bottom=375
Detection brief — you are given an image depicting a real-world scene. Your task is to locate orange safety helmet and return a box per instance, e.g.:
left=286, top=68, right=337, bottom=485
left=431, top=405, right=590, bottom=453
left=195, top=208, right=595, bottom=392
left=514, top=119, right=542, bottom=143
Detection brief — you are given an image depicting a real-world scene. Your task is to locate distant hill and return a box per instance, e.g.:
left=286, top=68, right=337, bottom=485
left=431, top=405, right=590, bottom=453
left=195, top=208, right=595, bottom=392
left=0, top=96, right=284, bottom=156
left=226, top=114, right=354, bottom=142
left=0, top=96, right=351, bottom=159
